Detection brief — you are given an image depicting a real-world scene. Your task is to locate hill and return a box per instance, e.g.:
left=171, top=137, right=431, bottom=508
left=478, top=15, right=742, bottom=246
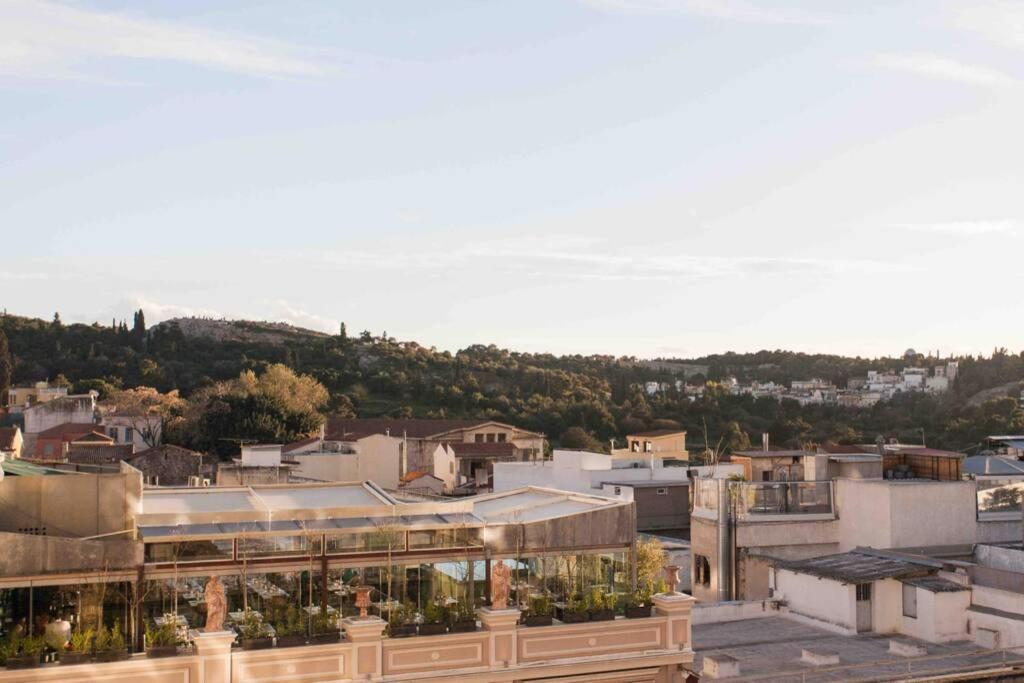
left=1, top=311, right=1022, bottom=453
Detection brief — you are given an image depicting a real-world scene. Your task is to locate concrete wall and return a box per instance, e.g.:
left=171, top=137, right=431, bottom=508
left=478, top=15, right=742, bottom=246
left=432, top=444, right=456, bottom=492
left=0, top=531, right=141, bottom=578
left=976, top=544, right=1024, bottom=573
left=773, top=568, right=855, bottom=632
left=0, top=470, right=141, bottom=537
left=970, top=585, right=1024, bottom=648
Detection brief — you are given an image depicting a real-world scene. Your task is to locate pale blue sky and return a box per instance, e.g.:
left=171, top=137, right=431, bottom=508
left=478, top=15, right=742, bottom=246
left=1, top=1, right=1021, bottom=358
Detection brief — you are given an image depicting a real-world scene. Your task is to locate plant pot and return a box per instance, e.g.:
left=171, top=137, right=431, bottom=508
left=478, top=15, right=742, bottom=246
left=275, top=635, right=306, bottom=648
left=588, top=609, right=615, bottom=622
left=95, top=649, right=129, bottom=662
left=559, top=611, right=589, bottom=623
left=388, top=624, right=417, bottom=638
left=241, top=637, right=273, bottom=651
left=310, top=632, right=340, bottom=645
left=449, top=620, right=477, bottom=633
left=61, top=652, right=91, bottom=666
left=146, top=645, right=179, bottom=658
left=625, top=606, right=652, bottom=619
left=418, top=623, right=447, bottom=636
left=522, top=615, right=553, bottom=627
left=5, top=655, right=41, bottom=669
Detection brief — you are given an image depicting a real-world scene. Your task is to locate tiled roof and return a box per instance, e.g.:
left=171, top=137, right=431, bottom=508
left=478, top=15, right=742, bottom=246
left=282, top=436, right=320, bottom=453
left=129, top=444, right=204, bottom=460
left=776, top=548, right=940, bottom=582
left=36, top=423, right=103, bottom=440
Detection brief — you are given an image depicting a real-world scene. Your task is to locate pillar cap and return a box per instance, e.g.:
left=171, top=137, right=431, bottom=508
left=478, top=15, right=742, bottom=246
left=477, top=607, right=522, bottom=630
left=342, top=616, right=386, bottom=641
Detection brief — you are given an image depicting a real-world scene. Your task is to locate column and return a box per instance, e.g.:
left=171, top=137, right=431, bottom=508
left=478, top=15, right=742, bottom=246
left=343, top=616, right=386, bottom=680
left=190, top=630, right=236, bottom=683
left=653, top=592, right=696, bottom=651
left=478, top=607, right=521, bottom=668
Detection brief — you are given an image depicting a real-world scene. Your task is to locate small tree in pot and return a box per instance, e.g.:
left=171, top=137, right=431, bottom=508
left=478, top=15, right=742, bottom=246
left=93, top=623, right=129, bottom=662
left=310, top=610, right=340, bottom=644
left=273, top=606, right=306, bottom=648
left=4, top=634, right=46, bottom=670
left=387, top=602, right=418, bottom=638
left=419, top=601, right=447, bottom=636
left=556, top=594, right=589, bottom=624
left=145, top=620, right=179, bottom=658
left=62, top=628, right=94, bottom=666
left=522, top=594, right=553, bottom=627
left=239, top=610, right=272, bottom=650
left=447, top=597, right=477, bottom=633
left=586, top=589, right=616, bottom=622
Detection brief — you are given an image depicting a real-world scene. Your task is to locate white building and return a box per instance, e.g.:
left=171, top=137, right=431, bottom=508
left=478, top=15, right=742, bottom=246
left=285, top=433, right=403, bottom=490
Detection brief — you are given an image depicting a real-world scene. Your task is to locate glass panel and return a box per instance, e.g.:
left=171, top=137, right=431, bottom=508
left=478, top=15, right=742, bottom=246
left=977, top=480, right=1024, bottom=515
left=145, top=539, right=234, bottom=563
left=238, top=535, right=314, bottom=558
left=324, top=532, right=399, bottom=554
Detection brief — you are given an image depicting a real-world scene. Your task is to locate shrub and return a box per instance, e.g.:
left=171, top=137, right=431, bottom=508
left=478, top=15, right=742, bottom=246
left=527, top=594, right=552, bottom=618
left=447, top=598, right=476, bottom=624
left=92, top=625, right=111, bottom=653
left=68, top=628, right=94, bottom=654
left=389, top=602, right=416, bottom=627
left=311, top=610, right=337, bottom=635
left=274, top=606, right=305, bottom=637
left=146, top=621, right=178, bottom=648
left=239, top=611, right=265, bottom=640
left=422, top=601, right=446, bottom=625
left=109, top=623, right=126, bottom=651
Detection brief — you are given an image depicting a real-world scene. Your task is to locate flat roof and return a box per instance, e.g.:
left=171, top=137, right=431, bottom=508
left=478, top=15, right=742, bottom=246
left=601, top=480, right=689, bottom=488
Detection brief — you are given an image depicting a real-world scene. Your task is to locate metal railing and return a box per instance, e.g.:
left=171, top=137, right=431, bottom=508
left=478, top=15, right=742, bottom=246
left=734, top=481, right=833, bottom=518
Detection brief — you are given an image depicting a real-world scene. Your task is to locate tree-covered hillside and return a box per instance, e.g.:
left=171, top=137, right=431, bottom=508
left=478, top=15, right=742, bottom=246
left=1, top=312, right=1022, bottom=454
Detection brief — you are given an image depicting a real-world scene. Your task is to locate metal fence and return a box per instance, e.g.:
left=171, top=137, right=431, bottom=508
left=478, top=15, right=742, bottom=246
left=735, top=481, right=833, bottom=518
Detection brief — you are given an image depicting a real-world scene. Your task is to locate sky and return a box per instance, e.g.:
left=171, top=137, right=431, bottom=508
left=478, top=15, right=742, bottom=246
left=1, top=0, right=1021, bottom=359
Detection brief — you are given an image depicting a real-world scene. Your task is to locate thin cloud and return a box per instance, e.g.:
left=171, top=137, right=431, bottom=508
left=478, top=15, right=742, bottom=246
left=580, top=0, right=830, bottom=25
left=898, top=220, right=1019, bottom=236
left=950, top=3, right=1024, bottom=51
left=868, top=53, right=1019, bottom=89
left=270, top=300, right=339, bottom=334
left=0, top=0, right=337, bottom=81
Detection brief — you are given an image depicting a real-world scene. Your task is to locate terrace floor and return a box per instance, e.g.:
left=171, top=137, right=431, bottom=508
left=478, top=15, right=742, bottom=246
left=692, top=616, right=1019, bottom=681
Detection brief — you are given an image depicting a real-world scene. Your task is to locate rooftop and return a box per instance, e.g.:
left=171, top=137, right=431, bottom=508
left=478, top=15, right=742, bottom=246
left=327, top=417, right=543, bottom=440
left=732, top=449, right=810, bottom=458
left=627, top=429, right=686, bottom=438
left=35, top=422, right=102, bottom=439
left=964, top=454, right=1024, bottom=476
left=775, top=548, right=941, bottom=583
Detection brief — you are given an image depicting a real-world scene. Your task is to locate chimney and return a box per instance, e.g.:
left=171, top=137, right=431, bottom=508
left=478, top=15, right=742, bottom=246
left=762, top=433, right=769, bottom=452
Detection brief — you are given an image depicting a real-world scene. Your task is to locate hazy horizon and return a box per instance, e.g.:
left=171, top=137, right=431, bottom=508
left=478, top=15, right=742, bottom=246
left=2, top=1, right=1022, bottom=358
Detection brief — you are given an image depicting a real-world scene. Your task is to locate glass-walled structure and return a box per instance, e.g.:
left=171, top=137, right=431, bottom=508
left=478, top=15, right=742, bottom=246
left=0, top=482, right=634, bottom=651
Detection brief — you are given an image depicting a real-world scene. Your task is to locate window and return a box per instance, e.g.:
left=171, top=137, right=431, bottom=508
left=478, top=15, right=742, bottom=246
left=145, top=539, right=234, bottom=564
left=474, top=434, right=484, bottom=443
left=497, top=433, right=506, bottom=443
left=124, top=427, right=134, bottom=443
left=44, top=443, right=54, bottom=456
left=238, top=535, right=315, bottom=558
left=449, top=462, right=454, bottom=474
left=656, top=487, right=668, bottom=495
left=644, top=441, right=653, bottom=452
left=614, top=486, right=621, bottom=495
left=761, top=471, right=771, bottom=482
left=486, top=433, right=496, bottom=443
left=695, top=555, right=711, bottom=587
left=856, top=583, right=872, bottom=601
left=107, top=427, right=118, bottom=438
left=902, top=583, right=917, bottom=618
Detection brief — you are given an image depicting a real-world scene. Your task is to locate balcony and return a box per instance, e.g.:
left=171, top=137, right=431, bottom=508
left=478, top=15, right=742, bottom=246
left=0, top=597, right=695, bottom=683
left=693, top=479, right=835, bottom=521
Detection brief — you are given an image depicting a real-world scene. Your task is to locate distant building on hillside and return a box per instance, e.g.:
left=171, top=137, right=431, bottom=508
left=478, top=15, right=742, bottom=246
left=5, top=381, right=69, bottom=411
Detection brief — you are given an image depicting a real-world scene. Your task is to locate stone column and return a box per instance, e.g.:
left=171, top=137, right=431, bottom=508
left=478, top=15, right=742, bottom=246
left=478, top=607, right=521, bottom=668
left=190, top=630, right=236, bottom=683
left=653, top=593, right=696, bottom=651
left=343, top=616, right=387, bottom=680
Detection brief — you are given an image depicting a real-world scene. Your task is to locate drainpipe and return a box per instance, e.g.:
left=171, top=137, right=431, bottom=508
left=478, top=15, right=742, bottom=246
left=717, top=478, right=733, bottom=602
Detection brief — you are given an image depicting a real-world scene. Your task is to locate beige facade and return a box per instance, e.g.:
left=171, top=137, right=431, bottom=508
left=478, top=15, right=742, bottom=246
left=613, top=430, right=687, bottom=460
left=5, top=382, right=68, bottom=410
left=289, top=434, right=403, bottom=489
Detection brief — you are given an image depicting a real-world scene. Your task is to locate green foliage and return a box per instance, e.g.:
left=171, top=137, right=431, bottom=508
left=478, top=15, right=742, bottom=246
left=69, top=628, right=94, bottom=654
left=2, top=312, right=1023, bottom=453
left=422, top=601, right=446, bottom=625
left=311, top=610, right=337, bottom=635
left=92, top=625, right=111, bottom=652
left=585, top=588, right=616, bottom=613
left=19, top=635, right=46, bottom=657
left=447, top=598, right=476, bottom=625
left=146, top=621, right=177, bottom=648
left=388, top=601, right=417, bottom=627
left=239, top=610, right=265, bottom=640
left=273, top=606, right=305, bottom=637
left=108, top=623, right=126, bottom=651
left=527, top=594, right=552, bottom=617
left=564, top=595, right=587, bottom=615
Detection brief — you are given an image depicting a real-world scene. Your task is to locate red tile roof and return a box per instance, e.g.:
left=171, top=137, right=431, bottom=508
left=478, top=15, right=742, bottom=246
left=0, top=427, right=20, bottom=451
left=282, top=436, right=320, bottom=453
left=36, top=423, right=104, bottom=441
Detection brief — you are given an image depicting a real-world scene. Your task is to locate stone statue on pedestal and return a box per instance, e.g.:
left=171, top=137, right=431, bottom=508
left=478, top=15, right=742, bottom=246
left=491, top=561, right=511, bottom=610
left=204, top=575, right=227, bottom=632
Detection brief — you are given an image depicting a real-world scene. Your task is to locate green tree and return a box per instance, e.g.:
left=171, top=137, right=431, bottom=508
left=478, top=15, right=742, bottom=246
left=0, top=329, right=11, bottom=402
left=558, top=426, right=605, bottom=452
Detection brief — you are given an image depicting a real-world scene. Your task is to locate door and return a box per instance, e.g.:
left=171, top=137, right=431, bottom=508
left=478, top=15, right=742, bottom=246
left=856, top=583, right=873, bottom=632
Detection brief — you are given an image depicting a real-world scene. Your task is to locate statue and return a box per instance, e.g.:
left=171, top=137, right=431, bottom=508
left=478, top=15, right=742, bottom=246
left=491, top=561, right=511, bottom=610
left=204, top=575, right=227, bottom=632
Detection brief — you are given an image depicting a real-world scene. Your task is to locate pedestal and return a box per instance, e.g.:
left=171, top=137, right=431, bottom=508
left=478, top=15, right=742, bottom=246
left=343, top=617, right=386, bottom=680
left=653, top=592, right=696, bottom=651
left=190, top=630, right=236, bottom=683
left=477, top=607, right=521, bottom=667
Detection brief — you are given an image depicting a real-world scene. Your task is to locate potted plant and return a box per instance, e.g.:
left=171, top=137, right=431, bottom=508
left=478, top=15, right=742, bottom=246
left=5, top=635, right=46, bottom=670
left=274, top=606, right=306, bottom=648
left=447, top=598, right=477, bottom=633
left=145, top=620, right=179, bottom=658
left=555, top=595, right=589, bottom=624
left=419, top=601, right=447, bottom=636
left=310, top=610, right=340, bottom=644
left=387, top=602, right=417, bottom=638
left=93, top=624, right=129, bottom=662
left=0, top=634, right=15, bottom=669
left=586, top=589, right=615, bottom=622
left=62, top=628, right=93, bottom=666
left=522, top=594, right=553, bottom=627
left=239, top=610, right=272, bottom=651
left=624, top=585, right=652, bottom=619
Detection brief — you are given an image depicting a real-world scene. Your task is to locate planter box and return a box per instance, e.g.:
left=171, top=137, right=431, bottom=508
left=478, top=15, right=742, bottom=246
left=449, top=621, right=477, bottom=633
left=95, top=649, right=130, bottom=663
left=310, top=632, right=340, bottom=645
left=624, top=606, right=652, bottom=619
left=5, top=655, right=41, bottom=670
left=275, top=635, right=306, bottom=648
left=559, top=611, right=589, bottom=623
left=61, top=652, right=91, bottom=666
left=388, top=625, right=417, bottom=638
left=418, top=623, right=447, bottom=636
left=522, top=615, right=553, bottom=627
left=146, top=645, right=179, bottom=659
left=241, top=638, right=273, bottom=651
left=588, top=610, right=615, bottom=622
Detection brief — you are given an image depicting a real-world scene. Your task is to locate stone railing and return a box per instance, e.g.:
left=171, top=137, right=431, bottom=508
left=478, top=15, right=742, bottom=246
left=0, top=594, right=695, bottom=683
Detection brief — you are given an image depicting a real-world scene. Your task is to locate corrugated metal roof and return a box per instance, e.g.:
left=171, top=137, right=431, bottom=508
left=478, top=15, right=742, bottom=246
left=776, top=549, right=938, bottom=583
left=964, top=455, right=1024, bottom=476
left=901, top=576, right=969, bottom=593
left=1, top=459, right=73, bottom=476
